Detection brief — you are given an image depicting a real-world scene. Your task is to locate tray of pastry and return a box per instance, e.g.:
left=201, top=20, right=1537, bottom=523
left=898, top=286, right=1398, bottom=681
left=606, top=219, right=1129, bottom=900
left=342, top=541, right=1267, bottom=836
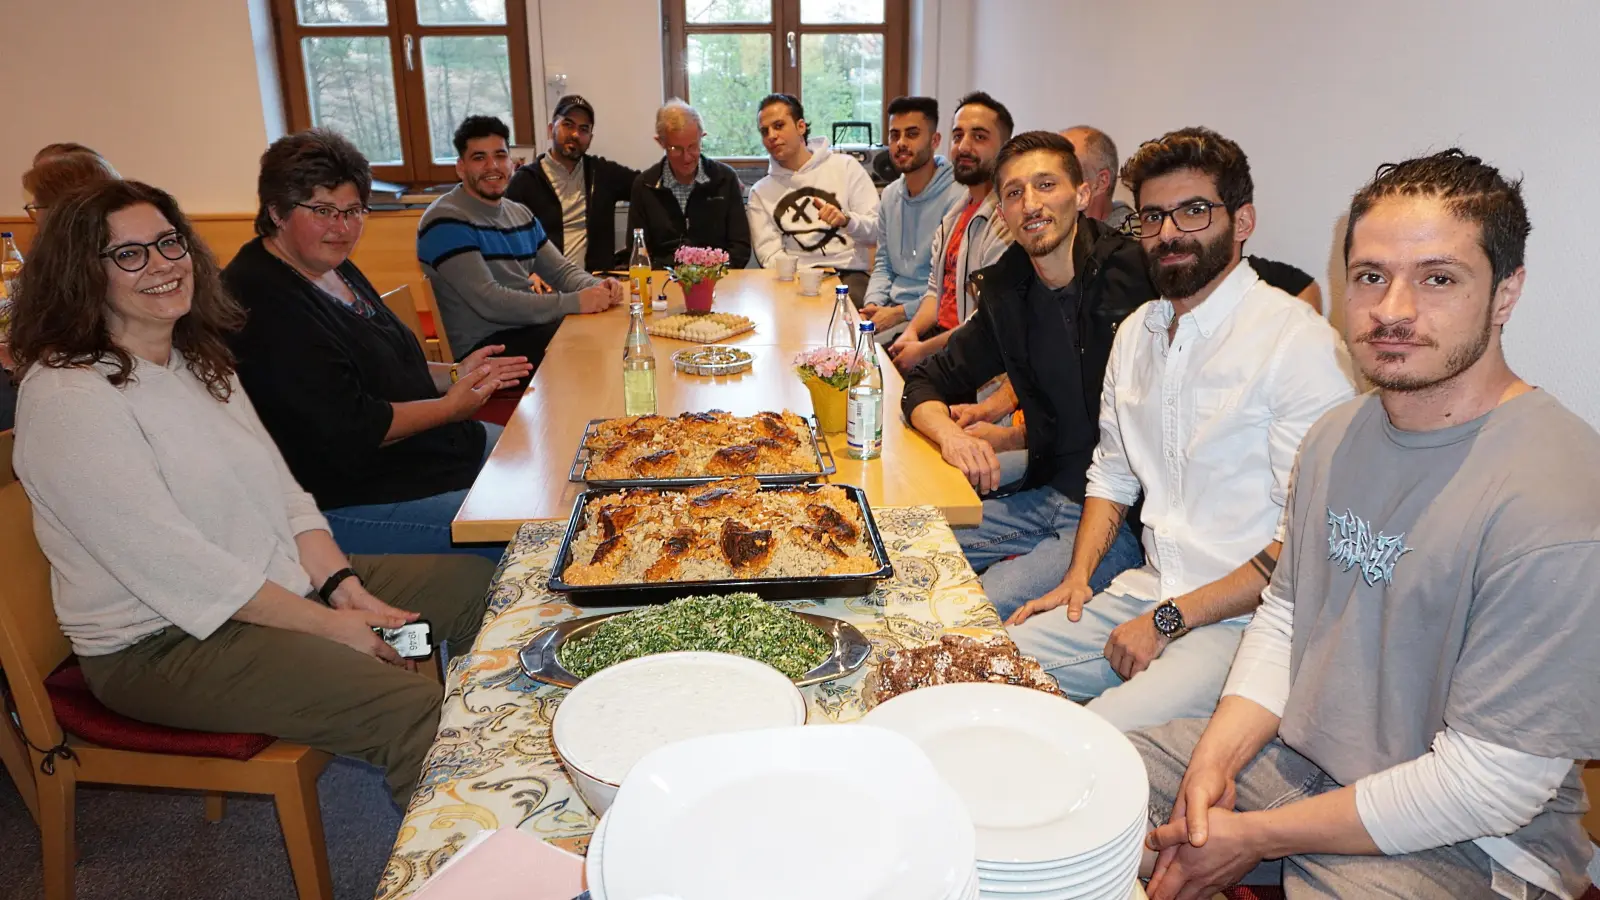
left=547, top=478, right=894, bottom=606
left=646, top=311, right=755, bottom=343
left=567, top=409, right=836, bottom=488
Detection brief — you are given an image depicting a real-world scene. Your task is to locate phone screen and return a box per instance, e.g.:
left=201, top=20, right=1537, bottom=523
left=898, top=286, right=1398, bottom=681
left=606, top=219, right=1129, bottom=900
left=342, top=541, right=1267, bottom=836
left=376, top=621, right=433, bottom=659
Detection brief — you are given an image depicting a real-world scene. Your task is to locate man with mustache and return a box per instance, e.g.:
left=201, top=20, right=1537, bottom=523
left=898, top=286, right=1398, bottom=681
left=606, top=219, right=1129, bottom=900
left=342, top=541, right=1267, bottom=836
left=902, top=130, right=1154, bottom=620
left=860, top=96, right=966, bottom=343
left=888, top=91, right=1016, bottom=372
left=420, top=116, right=625, bottom=377
left=505, top=95, right=641, bottom=272
left=1132, top=150, right=1600, bottom=900
left=1006, top=127, right=1354, bottom=731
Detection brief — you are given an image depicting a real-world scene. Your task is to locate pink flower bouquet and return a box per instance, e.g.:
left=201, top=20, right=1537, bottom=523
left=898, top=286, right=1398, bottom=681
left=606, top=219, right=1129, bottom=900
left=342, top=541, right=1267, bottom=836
left=792, top=347, right=868, bottom=390
left=669, top=246, right=732, bottom=287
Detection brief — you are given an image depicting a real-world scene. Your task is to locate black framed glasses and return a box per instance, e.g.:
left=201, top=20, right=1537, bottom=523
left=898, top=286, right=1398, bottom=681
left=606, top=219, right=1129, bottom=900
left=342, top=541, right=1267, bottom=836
left=294, top=202, right=370, bottom=224
left=1126, top=200, right=1229, bottom=238
left=100, top=232, right=190, bottom=273
left=23, top=203, right=45, bottom=218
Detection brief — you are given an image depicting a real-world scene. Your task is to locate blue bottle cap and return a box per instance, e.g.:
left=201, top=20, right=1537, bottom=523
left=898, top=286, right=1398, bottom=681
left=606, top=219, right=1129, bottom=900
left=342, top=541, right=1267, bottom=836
left=858, top=320, right=875, bottom=333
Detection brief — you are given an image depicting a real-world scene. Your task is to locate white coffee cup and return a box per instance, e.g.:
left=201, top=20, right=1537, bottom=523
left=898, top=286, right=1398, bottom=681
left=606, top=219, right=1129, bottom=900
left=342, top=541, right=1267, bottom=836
left=775, top=254, right=798, bottom=281
left=797, top=267, right=824, bottom=296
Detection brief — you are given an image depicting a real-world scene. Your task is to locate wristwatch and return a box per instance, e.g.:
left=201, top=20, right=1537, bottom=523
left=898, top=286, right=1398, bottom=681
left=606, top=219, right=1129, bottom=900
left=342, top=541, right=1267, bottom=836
left=1152, top=600, right=1189, bottom=640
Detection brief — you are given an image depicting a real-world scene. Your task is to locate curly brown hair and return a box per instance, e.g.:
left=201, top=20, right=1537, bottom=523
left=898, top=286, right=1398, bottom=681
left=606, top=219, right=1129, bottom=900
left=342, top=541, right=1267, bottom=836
left=7, top=180, right=245, bottom=401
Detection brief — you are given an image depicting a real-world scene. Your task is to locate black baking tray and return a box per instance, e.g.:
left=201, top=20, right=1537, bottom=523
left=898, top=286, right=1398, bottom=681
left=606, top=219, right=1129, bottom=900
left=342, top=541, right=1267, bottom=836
left=547, top=483, right=895, bottom=606
left=567, top=413, right=837, bottom=488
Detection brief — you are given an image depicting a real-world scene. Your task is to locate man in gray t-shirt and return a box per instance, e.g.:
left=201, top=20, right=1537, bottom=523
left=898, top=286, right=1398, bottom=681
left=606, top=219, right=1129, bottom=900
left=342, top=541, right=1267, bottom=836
left=1129, top=150, right=1600, bottom=900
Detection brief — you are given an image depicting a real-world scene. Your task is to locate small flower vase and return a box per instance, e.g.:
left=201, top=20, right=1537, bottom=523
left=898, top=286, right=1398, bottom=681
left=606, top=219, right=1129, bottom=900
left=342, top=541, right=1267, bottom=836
left=803, top=375, right=849, bottom=434
left=684, top=278, right=717, bottom=314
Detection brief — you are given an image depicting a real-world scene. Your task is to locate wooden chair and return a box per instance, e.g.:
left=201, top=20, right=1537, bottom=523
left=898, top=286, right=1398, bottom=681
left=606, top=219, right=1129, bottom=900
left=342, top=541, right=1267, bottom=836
left=0, top=448, right=335, bottom=900
left=415, top=277, right=455, bottom=362
left=0, top=428, right=39, bottom=826
left=380, top=283, right=445, bottom=363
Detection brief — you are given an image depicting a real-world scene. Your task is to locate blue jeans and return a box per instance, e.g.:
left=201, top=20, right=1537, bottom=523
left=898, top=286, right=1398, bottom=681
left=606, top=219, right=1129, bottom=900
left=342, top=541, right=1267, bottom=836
left=1009, top=591, right=1246, bottom=731
left=323, top=423, right=505, bottom=562
left=957, top=485, right=1142, bottom=620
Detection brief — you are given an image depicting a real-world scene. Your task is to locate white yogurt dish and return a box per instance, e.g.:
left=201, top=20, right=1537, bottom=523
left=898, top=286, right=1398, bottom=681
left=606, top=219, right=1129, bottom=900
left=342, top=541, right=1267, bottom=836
left=551, top=651, right=808, bottom=814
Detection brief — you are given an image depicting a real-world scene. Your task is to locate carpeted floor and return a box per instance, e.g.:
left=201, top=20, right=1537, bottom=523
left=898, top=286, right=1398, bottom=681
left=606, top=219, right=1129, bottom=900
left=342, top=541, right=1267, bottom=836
left=0, top=758, right=401, bottom=900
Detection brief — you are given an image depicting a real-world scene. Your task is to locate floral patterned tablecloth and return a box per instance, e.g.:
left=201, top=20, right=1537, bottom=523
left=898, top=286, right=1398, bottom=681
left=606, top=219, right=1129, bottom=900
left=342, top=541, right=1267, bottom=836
left=377, top=506, right=1004, bottom=900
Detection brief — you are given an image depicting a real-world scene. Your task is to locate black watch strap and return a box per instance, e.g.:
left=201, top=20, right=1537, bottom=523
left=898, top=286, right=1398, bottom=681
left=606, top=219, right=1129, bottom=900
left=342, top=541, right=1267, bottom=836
left=318, top=567, right=360, bottom=604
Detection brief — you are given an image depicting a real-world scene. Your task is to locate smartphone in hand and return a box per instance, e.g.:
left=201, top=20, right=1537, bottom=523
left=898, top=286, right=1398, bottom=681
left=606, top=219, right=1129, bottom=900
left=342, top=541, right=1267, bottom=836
left=374, top=620, right=434, bottom=659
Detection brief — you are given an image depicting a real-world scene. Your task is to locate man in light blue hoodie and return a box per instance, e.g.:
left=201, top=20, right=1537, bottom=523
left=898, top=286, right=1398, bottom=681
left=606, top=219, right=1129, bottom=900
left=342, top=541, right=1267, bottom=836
left=861, top=96, right=967, bottom=343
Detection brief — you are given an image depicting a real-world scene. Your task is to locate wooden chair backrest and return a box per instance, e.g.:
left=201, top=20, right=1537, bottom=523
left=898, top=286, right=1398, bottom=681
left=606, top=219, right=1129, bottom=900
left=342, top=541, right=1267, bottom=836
left=0, top=464, right=71, bottom=750
left=0, top=429, right=14, bottom=485
left=379, top=284, right=427, bottom=349
left=416, top=277, right=455, bottom=362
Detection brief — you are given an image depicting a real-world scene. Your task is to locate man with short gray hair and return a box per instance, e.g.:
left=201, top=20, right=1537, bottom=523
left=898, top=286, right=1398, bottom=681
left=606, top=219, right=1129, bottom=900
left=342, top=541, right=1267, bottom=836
left=1061, top=125, right=1132, bottom=232
left=627, top=98, right=751, bottom=268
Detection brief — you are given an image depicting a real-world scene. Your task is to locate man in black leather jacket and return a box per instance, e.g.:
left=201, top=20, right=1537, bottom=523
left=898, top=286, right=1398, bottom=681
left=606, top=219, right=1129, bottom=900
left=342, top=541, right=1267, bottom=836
left=903, top=130, right=1154, bottom=617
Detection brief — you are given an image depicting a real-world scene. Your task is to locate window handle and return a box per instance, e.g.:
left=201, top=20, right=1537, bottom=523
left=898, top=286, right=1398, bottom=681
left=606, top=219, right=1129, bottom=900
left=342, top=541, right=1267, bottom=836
left=786, top=31, right=796, bottom=68
left=404, top=34, right=415, bottom=71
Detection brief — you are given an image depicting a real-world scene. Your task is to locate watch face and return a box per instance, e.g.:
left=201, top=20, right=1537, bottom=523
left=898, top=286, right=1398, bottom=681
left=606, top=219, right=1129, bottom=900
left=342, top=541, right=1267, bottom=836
left=1153, top=603, right=1184, bottom=636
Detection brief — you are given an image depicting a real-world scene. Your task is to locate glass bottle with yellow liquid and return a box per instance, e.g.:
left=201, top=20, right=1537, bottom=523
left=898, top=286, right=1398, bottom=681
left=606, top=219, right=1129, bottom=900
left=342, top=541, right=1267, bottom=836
left=628, top=227, right=652, bottom=314
left=622, top=300, right=657, bottom=415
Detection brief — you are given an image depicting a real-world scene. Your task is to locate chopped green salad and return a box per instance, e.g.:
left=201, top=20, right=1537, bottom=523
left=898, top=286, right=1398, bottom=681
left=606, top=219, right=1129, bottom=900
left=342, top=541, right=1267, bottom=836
left=558, top=593, right=832, bottom=680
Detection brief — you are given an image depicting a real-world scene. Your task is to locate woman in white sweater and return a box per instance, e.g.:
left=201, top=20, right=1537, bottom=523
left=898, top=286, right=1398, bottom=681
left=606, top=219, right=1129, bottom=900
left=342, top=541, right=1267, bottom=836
left=6, top=179, right=493, bottom=807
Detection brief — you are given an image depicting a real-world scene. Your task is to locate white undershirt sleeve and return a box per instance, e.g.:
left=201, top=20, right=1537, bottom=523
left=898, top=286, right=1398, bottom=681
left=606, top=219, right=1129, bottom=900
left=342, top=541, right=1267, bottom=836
left=1220, top=579, right=1293, bottom=716
left=1354, top=728, right=1570, bottom=855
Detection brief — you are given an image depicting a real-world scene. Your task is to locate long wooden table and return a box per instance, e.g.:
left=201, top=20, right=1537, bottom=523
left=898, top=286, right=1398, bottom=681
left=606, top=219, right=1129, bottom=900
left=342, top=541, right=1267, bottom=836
left=450, top=269, right=983, bottom=541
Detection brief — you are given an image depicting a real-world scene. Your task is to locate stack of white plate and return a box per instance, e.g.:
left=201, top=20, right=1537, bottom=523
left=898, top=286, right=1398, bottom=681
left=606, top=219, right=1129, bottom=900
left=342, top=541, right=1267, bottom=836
left=864, top=683, right=1149, bottom=900
left=586, top=724, right=978, bottom=900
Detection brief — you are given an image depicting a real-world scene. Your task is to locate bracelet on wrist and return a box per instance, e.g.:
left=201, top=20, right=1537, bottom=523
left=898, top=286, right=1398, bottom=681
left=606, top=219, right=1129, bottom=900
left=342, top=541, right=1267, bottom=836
left=317, top=567, right=360, bottom=604
left=449, top=364, right=460, bottom=384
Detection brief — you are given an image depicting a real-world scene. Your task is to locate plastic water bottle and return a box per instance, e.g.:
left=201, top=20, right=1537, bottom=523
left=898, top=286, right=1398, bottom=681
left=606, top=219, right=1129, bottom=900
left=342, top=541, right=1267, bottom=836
left=826, top=284, right=855, bottom=349
left=622, top=301, right=657, bottom=415
left=0, top=233, right=22, bottom=302
left=846, top=321, right=883, bottom=460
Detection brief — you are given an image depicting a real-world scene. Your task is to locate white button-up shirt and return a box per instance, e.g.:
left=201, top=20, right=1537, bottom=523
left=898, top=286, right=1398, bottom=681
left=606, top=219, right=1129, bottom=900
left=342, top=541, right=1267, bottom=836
left=1086, top=262, right=1355, bottom=613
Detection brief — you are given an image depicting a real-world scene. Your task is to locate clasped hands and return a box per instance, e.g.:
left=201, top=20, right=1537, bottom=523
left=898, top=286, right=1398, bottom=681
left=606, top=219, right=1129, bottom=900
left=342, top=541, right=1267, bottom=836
left=1143, top=768, right=1266, bottom=900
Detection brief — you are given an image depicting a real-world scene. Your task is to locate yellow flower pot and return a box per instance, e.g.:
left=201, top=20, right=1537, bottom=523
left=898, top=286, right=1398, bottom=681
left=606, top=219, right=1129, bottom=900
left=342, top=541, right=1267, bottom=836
left=803, top=377, right=849, bottom=434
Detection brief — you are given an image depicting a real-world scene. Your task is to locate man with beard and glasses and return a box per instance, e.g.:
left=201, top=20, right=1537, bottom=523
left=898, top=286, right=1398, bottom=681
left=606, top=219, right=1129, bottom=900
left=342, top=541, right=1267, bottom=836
left=1006, top=127, right=1354, bottom=731
left=505, top=95, right=640, bottom=272
left=420, top=116, right=625, bottom=377
left=860, top=96, right=966, bottom=343
left=888, top=91, right=1017, bottom=372
left=902, top=130, right=1154, bottom=620
left=1132, top=150, right=1600, bottom=900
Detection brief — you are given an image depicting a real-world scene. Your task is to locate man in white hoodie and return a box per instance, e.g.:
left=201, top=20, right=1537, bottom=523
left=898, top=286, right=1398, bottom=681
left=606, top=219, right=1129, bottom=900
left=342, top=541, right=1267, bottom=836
left=747, top=93, right=881, bottom=303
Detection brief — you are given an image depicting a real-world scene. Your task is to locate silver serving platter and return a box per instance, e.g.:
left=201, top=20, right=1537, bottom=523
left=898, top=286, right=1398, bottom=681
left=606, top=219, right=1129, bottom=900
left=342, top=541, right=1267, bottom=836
left=519, top=609, right=872, bottom=689
left=671, top=345, right=754, bottom=376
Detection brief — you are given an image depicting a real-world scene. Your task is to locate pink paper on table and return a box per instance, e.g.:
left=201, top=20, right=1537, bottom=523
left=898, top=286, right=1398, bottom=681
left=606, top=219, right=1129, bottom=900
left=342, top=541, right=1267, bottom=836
left=411, top=828, right=586, bottom=900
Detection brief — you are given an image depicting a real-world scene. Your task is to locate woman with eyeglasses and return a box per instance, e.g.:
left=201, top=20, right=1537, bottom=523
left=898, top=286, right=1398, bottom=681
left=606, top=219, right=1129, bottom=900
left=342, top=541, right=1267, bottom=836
left=21, top=145, right=120, bottom=225
left=6, top=179, right=493, bottom=808
left=223, top=130, right=531, bottom=560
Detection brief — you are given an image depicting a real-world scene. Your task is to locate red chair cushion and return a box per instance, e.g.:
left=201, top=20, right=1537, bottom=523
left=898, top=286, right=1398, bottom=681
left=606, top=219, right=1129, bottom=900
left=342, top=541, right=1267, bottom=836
left=1222, top=881, right=1600, bottom=899
left=43, top=663, right=275, bottom=761
left=473, top=395, right=518, bottom=427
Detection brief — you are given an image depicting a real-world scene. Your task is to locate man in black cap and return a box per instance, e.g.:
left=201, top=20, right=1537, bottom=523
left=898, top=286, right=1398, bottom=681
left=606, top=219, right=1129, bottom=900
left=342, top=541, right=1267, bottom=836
left=505, top=95, right=641, bottom=273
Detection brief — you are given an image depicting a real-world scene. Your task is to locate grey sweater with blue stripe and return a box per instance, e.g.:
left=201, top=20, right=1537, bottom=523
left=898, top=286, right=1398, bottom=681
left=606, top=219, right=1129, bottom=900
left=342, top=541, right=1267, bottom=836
left=417, top=185, right=599, bottom=359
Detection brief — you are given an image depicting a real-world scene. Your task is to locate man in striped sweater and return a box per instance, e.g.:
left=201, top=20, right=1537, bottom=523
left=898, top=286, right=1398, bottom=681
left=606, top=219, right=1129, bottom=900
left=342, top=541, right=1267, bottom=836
left=418, top=115, right=625, bottom=373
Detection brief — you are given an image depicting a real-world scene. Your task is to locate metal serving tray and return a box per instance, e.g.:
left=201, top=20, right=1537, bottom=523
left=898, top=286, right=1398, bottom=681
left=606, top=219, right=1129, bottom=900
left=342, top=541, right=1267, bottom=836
left=567, top=413, right=837, bottom=489
left=518, top=609, right=873, bottom=689
left=547, top=483, right=895, bottom=606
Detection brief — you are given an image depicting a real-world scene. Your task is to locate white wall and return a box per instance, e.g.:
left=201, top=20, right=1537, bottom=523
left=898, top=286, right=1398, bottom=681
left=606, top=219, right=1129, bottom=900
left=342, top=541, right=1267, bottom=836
left=526, top=0, right=665, bottom=170
left=0, top=0, right=275, bottom=212
left=955, top=0, right=1600, bottom=427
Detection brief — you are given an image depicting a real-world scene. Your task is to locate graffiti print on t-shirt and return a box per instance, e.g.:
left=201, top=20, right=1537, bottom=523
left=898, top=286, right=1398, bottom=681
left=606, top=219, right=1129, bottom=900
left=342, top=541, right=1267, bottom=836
left=773, top=187, right=847, bottom=253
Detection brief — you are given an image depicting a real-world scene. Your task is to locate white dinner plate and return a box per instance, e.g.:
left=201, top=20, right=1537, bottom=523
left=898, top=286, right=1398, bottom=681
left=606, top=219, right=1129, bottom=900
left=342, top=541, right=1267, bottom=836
left=603, top=724, right=974, bottom=900
left=586, top=812, right=611, bottom=900
left=975, top=815, right=1141, bottom=878
left=977, top=834, right=1140, bottom=895
left=864, top=683, right=1149, bottom=864
left=978, top=854, right=1140, bottom=900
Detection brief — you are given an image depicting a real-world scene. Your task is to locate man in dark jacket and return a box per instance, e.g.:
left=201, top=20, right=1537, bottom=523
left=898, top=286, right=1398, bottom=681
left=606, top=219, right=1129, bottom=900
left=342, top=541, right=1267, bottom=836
left=903, top=131, right=1155, bottom=617
left=629, top=99, right=751, bottom=269
left=504, top=95, right=640, bottom=273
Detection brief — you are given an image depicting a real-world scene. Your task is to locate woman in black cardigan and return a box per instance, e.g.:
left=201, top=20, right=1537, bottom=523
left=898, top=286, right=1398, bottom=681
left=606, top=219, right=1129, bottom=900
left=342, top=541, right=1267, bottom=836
left=225, top=130, right=530, bottom=559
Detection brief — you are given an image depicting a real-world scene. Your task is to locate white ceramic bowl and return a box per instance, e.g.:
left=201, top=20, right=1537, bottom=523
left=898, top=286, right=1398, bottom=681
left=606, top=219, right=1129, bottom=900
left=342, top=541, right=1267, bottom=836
left=551, top=651, right=808, bottom=815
